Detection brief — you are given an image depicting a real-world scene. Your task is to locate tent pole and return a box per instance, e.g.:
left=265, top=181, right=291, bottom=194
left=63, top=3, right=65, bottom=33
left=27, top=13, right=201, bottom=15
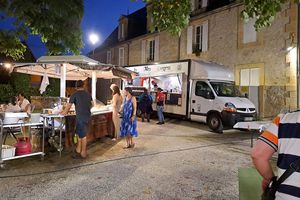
left=92, top=71, right=97, bottom=100
left=60, top=63, right=66, bottom=98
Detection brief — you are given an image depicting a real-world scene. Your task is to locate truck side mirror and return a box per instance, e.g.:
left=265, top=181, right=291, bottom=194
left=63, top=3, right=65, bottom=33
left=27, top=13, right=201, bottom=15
left=245, top=93, right=248, bottom=98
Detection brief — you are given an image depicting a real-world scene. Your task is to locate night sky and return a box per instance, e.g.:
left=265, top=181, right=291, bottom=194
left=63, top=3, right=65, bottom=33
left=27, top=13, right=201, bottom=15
left=0, top=0, right=145, bottom=58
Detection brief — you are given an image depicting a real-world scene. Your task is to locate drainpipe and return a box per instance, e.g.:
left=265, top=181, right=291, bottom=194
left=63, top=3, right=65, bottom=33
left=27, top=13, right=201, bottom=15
left=297, top=3, right=300, bottom=108
left=177, top=35, right=181, bottom=60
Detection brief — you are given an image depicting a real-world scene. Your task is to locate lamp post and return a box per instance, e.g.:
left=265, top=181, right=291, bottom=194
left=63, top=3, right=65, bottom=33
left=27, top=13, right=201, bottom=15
left=89, top=33, right=99, bottom=55
left=88, top=33, right=99, bottom=101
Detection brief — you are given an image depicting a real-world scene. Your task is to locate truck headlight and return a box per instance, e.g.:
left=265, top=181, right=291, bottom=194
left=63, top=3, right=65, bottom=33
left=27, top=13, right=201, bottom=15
left=223, top=102, right=237, bottom=112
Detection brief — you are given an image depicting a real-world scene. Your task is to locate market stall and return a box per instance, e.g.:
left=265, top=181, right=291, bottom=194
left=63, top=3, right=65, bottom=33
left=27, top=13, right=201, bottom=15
left=0, top=55, right=136, bottom=163
left=125, top=61, right=189, bottom=116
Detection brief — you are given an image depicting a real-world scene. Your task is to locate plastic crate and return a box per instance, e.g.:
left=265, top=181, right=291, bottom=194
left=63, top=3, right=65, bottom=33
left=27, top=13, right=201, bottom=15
left=1, top=145, right=16, bottom=159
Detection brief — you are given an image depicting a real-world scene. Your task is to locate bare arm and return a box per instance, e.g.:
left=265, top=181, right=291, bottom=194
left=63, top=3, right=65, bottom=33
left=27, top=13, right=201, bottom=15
left=131, top=97, right=137, bottom=122
left=24, top=104, right=30, bottom=113
left=251, top=140, right=275, bottom=190
left=60, top=103, right=72, bottom=115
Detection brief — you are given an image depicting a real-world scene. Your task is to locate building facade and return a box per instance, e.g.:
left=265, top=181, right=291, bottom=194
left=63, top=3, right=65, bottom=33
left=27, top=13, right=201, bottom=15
left=91, top=0, right=298, bottom=118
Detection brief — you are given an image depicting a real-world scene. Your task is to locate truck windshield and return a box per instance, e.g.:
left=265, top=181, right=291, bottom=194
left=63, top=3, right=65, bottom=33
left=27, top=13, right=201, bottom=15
left=210, top=81, right=243, bottom=97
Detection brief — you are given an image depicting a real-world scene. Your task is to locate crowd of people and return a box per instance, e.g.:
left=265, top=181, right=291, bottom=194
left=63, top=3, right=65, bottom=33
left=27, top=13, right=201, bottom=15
left=59, top=80, right=166, bottom=159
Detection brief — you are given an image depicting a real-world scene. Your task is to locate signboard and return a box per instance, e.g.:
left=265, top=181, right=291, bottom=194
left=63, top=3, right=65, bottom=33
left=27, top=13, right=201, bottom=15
left=112, top=68, right=132, bottom=79
left=128, top=61, right=189, bottom=77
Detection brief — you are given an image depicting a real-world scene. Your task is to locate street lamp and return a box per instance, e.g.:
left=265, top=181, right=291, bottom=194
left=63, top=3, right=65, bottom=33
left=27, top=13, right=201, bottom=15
left=89, top=33, right=99, bottom=55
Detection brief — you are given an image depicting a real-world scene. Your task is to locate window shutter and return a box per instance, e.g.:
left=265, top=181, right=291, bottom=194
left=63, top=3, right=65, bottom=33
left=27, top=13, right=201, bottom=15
left=190, top=0, right=195, bottom=11
left=141, top=40, right=146, bottom=63
left=202, top=0, right=208, bottom=8
left=187, top=26, right=193, bottom=54
left=202, top=20, right=208, bottom=52
left=154, top=36, right=159, bottom=61
left=121, top=24, right=125, bottom=39
left=118, top=25, right=121, bottom=40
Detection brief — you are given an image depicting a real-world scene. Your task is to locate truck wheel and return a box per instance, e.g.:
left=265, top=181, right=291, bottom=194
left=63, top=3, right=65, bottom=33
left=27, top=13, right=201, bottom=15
left=207, top=113, right=223, bottom=133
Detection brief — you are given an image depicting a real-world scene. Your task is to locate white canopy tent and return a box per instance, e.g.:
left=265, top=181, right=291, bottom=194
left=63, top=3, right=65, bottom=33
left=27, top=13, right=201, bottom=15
left=8, top=55, right=136, bottom=99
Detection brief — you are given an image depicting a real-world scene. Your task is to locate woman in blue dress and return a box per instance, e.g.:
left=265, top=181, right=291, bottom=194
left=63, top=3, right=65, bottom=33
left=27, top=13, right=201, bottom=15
left=120, top=87, right=138, bottom=148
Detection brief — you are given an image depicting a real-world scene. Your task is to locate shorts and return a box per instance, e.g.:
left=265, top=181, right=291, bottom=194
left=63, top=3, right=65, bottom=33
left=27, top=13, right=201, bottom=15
left=76, top=119, right=89, bottom=138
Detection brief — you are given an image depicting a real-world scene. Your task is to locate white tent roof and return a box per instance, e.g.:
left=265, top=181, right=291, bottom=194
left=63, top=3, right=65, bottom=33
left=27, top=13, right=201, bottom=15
left=12, top=55, right=135, bottom=80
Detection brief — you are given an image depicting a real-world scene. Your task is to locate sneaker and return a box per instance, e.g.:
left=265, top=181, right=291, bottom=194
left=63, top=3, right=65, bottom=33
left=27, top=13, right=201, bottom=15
left=156, top=122, right=163, bottom=125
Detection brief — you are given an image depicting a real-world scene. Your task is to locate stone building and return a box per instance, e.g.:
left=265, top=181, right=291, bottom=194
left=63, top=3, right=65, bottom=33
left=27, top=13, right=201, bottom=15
left=91, top=0, right=298, bottom=118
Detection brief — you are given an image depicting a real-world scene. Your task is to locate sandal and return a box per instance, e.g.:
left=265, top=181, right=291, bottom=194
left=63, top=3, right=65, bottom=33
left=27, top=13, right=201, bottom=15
left=130, top=143, right=135, bottom=148
left=123, top=145, right=131, bottom=149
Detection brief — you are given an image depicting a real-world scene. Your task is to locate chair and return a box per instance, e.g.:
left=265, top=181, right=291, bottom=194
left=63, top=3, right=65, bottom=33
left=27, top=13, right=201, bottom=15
left=30, top=104, right=35, bottom=113
left=239, top=168, right=263, bottom=200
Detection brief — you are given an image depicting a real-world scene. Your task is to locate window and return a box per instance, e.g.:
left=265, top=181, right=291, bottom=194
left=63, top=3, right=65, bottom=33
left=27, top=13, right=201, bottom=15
left=148, top=40, right=155, bottom=62
left=195, top=25, right=203, bottom=51
left=106, top=51, right=111, bottom=64
left=193, top=20, right=208, bottom=52
left=210, top=81, right=242, bottom=97
left=195, top=81, right=214, bottom=99
left=243, top=18, right=257, bottom=43
left=118, top=47, right=124, bottom=66
left=240, top=68, right=260, bottom=86
left=195, top=0, right=207, bottom=9
left=197, top=0, right=202, bottom=9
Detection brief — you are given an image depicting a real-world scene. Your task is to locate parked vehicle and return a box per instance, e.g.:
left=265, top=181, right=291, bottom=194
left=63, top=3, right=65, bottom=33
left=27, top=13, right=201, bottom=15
left=125, top=60, right=256, bottom=132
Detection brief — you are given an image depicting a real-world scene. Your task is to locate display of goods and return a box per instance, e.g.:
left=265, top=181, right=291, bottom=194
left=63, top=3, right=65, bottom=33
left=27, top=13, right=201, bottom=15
left=15, top=137, right=32, bottom=156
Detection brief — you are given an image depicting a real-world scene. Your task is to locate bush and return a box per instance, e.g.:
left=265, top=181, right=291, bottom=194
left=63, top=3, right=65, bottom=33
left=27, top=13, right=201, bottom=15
left=0, top=84, right=15, bottom=103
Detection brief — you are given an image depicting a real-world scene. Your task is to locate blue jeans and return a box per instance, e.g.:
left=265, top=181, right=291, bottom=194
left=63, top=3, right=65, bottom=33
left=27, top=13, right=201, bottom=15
left=157, top=105, right=164, bottom=123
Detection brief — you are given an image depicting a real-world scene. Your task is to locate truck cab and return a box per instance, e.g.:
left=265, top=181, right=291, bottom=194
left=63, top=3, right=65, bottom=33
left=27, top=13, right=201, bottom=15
left=189, top=61, right=256, bottom=132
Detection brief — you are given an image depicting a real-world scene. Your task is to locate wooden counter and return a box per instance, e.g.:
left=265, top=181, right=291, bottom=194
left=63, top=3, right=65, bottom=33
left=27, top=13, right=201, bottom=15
left=64, top=110, right=114, bottom=149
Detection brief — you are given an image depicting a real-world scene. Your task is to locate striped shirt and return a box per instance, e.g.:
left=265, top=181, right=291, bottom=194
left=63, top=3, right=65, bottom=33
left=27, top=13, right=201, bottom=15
left=259, top=111, right=300, bottom=200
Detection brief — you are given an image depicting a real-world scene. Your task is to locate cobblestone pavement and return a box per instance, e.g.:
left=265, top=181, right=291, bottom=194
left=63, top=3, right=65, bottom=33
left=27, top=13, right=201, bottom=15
left=0, top=118, right=259, bottom=200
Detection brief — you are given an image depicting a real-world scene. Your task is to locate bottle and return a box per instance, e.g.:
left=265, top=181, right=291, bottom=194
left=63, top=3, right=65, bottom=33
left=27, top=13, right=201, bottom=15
left=73, top=134, right=78, bottom=144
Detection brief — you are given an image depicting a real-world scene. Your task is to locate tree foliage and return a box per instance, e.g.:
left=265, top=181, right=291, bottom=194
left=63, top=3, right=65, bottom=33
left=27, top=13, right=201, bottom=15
left=242, top=0, right=300, bottom=30
left=147, top=0, right=191, bottom=36
left=0, top=0, right=84, bottom=60
left=135, top=0, right=300, bottom=36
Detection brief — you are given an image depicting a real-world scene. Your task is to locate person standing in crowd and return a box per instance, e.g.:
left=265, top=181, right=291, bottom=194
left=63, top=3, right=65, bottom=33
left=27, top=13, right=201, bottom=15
left=110, top=84, right=123, bottom=140
left=61, top=80, right=93, bottom=159
left=18, top=93, right=31, bottom=113
left=139, top=88, right=153, bottom=122
left=251, top=111, right=300, bottom=199
left=156, top=88, right=165, bottom=125
left=120, top=87, right=138, bottom=148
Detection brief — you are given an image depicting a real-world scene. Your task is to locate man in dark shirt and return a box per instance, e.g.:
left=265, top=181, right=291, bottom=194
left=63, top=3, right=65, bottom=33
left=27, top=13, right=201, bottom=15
left=61, top=80, right=93, bottom=159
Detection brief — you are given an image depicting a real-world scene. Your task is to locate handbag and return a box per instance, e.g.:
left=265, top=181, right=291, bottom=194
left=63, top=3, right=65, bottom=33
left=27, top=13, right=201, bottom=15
left=261, top=158, right=300, bottom=200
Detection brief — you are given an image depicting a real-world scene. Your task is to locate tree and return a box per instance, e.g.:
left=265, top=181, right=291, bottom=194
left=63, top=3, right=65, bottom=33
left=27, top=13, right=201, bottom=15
left=0, top=0, right=84, bottom=60
left=242, top=0, right=300, bottom=30
left=140, top=0, right=300, bottom=36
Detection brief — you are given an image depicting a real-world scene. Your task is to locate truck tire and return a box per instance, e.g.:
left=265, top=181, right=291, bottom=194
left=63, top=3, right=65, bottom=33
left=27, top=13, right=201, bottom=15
left=207, top=113, right=223, bottom=133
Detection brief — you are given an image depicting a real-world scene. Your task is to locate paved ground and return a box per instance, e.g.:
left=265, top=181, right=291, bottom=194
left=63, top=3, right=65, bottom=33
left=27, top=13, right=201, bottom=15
left=0, top=118, right=262, bottom=200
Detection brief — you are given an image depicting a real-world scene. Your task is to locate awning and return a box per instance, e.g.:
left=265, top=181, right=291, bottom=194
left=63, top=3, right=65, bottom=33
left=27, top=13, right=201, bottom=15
left=12, top=55, right=137, bottom=80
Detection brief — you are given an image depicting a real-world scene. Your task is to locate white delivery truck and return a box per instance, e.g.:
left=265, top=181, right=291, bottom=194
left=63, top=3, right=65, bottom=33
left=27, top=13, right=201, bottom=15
left=125, top=59, right=256, bottom=132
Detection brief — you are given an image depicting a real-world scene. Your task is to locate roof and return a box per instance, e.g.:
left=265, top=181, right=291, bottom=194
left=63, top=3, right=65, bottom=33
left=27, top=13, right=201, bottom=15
left=92, top=7, right=147, bottom=54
